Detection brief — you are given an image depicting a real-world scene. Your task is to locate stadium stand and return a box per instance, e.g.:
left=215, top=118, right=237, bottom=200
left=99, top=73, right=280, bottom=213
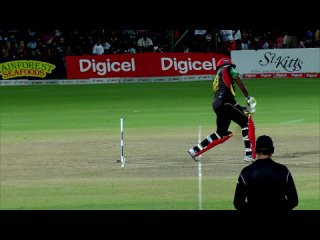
left=0, top=29, right=319, bottom=61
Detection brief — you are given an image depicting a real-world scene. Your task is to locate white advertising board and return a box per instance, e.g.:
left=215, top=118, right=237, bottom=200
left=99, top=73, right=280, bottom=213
left=231, top=48, right=320, bottom=74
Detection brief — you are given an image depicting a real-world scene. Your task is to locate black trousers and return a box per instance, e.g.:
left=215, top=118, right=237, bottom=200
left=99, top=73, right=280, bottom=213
left=214, top=103, right=248, bottom=137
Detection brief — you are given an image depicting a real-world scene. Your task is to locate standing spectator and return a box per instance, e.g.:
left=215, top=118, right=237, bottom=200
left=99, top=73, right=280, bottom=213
left=92, top=39, right=104, bottom=55
left=192, top=30, right=207, bottom=52
left=67, top=30, right=82, bottom=55
left=122, top=30, right=137, bottom=40
left=234, top=30, right=242, bottom=50
left=102, top=39, right=111, bottom=54
left=285, top=31, right=298, bottom=48
left=315, top=28, right=320, bottom=47
left=54, top=36, right=66, bottom=56
left=120, top=33, right=132, bottom=53
left=109, top=31, right=121, bottom=53
left=218, top=30, right=236, bottom=55
left=204, top=34, right=215, bottom=52
left=233, top=135, right=299, bottom=212
left=304, top=30, right=313, bottom=47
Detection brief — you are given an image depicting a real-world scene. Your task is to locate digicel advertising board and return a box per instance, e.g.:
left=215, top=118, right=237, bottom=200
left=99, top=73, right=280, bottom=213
left=65, top=52, right=228, bottom=79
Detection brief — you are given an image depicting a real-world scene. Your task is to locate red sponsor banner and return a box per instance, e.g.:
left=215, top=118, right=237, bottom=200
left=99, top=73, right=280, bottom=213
left=305, top=73, right=320, bottom=78
left=242, top=73, right=320, bottom=79
left=259, top=73, right=272, bottom=78
left=273, top=73, right=288, bottom=78
left=291, top=73, right=304, bottom=78
left=243, top=74, right=257, bottom=78
left=65, top=52, right=227, bottom=79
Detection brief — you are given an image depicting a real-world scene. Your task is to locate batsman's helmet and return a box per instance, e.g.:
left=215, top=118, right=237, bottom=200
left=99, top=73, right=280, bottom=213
left=217, top=57, right=236, bottom=69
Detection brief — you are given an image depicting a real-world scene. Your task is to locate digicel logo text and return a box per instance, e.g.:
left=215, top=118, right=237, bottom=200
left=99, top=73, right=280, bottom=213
left=161, top=57, right=216, bottom=74
left=79, top=58, right=135, bottom=75
left=79, top=57, right=217, bottom=75
left=0, top=60, right=56, bottom=79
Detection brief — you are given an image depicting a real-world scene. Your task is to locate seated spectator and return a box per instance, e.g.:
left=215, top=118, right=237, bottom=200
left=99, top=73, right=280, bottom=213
left=240, top=31, right=252, bottom=50
left=40, top=31, right=55, bottom=45
left=2, top=39, right=15, bottom=60
left=241, top=39, right=251, bottom=50
left=263, top=40, right=276, bottom=49
left=15, top=40, right=28, bottom=59
left=92, top=39, right=104, bottom=55
left=137, top=33, right=153, bottom=52
left=26, top=37, right=38, bottom=56
left=267, top=40, right=276, bottom=49
left=253, top=34, right=264, bottom=49
left=0, top=41, right=15, bottom=61
left=276, top=34, right=284, bottom=48
left=128, top=46, right=136, bottom=54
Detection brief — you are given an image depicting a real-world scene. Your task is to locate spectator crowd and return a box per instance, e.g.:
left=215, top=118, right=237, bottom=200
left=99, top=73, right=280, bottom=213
left=1, top=29, right=319, bottom=61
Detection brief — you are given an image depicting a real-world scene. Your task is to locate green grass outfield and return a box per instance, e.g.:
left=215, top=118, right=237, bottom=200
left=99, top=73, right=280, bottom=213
left=0, top=78, right=319, bottom=209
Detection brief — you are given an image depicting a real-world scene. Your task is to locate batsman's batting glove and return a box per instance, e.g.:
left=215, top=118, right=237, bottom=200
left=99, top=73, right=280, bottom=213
left=243, top=106, right=256, bottom=115
left=246, top=96, right=257, bottom=109
left=247, top=106, right=256, bottom=114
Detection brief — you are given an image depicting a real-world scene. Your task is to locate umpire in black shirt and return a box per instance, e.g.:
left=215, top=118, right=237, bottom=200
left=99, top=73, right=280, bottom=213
left=233, top=135, right=299, bottom=212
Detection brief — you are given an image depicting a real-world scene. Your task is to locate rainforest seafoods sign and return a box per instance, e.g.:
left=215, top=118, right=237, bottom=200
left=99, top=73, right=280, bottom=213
left=0, top=60, right=56, bottom=79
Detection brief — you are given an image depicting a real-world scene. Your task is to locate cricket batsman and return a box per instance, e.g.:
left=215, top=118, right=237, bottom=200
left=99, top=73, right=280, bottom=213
left=187, top=57, right=257, bottom=162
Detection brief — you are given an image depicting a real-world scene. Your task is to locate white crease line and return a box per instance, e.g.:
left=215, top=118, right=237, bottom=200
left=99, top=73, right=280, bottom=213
left=280, top=119, right=305, bottom=125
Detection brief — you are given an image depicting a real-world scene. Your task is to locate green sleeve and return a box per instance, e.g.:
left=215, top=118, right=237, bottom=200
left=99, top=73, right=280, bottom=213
left=230, top=67, right=239, bottom=79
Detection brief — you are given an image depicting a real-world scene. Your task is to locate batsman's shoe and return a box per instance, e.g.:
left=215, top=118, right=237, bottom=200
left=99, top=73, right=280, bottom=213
left=187, top=148, right=200, bottom=162
left=244, top=154, right=255, bottom=162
